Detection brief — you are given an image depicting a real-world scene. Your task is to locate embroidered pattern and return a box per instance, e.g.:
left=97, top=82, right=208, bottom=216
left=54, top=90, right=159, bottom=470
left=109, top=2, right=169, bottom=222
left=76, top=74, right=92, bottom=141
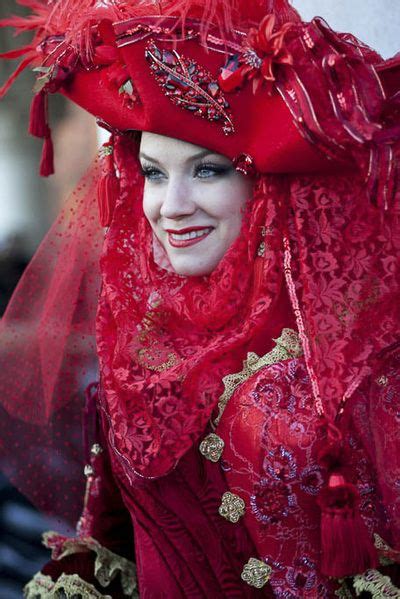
left=199, top=329, right=302, bottom=465
left=145, top=41, right=234, bottom=135
left=214, top=328, right=303, bottom=426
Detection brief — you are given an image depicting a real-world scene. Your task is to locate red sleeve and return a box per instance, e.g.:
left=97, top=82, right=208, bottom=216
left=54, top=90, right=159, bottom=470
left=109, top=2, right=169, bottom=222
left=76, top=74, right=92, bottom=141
left=24, top=396, right=137, bottom=598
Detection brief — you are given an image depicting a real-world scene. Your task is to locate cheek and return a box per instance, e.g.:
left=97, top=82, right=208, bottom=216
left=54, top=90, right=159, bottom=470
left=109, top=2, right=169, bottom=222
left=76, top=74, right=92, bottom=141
left=142, top=186, right=160, bottom=225
left=211, top=178, right=252, bottom=232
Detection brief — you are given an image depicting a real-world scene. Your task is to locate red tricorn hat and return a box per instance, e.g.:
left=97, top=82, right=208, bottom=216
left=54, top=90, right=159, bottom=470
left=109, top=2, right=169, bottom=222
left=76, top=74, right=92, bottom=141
left=60, top=14, right=332, bottom=174
left=1, top=0, right=398, bottom=202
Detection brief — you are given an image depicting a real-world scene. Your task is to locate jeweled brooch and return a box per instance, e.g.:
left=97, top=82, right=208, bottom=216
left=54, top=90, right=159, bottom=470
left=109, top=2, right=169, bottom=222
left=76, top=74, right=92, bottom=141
left=218, top=491, right=245, bottom=523
left=241, top=558, right=272, bottom=588
left=199, top=432, right=225, bottom=462
left=145, top=41, right=235, bottom=135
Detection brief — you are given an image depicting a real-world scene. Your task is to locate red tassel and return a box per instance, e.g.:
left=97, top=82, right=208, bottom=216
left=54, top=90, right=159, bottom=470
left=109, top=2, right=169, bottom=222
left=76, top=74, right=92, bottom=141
left=97, top=146, right=119, bottom=227
left=318, top=474, right=378, bottom=577
left=39, top=134, right=54, bottom=177
left=253, top=253, right=264, bottom=295
left=29, top=90, right=55, bottom=176
left=29, top=91, right=48, bottom=138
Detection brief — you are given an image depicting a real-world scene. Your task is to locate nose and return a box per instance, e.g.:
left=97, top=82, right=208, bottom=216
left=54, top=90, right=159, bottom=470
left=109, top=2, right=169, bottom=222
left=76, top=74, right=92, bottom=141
left=159, top=176, right=197, bottom=220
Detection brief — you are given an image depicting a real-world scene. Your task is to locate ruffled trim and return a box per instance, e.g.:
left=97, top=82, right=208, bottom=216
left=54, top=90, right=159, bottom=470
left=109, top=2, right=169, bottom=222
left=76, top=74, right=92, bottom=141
left=24, top=572, right=112, bottom=598
left=214, top=328, right=302, bottom=426
left=43, top=531, right=137, bottom=597
left=353, top=569, right=400, bottom=598
left=334, top=581, right=354, bottom=598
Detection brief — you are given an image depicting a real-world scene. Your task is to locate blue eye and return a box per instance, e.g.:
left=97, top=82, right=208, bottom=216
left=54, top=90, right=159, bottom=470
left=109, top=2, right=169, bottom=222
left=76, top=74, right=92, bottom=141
left=140, top=166, right=165, bottom=181
left=195, top=163, right=231, bottom=179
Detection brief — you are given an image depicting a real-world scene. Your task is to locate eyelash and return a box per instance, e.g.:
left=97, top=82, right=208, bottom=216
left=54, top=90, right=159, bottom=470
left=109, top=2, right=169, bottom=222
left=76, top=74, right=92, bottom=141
left=140, top=162, right=231, bottom=181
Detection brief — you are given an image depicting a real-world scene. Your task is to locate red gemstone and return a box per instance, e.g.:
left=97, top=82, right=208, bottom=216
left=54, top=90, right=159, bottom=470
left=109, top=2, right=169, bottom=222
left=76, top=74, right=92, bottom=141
left=207, top=82, right=219, bottom=97
left=162, top=50, right=176, bottom=66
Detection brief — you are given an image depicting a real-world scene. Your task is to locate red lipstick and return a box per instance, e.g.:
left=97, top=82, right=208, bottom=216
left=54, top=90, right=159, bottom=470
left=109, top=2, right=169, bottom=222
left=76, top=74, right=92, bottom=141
left=165, top=226, right=213, bottom=248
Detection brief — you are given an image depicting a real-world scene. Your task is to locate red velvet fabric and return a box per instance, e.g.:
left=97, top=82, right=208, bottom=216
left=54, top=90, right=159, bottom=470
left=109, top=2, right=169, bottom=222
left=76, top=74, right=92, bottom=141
left=217, top=347, right=400, bottom=594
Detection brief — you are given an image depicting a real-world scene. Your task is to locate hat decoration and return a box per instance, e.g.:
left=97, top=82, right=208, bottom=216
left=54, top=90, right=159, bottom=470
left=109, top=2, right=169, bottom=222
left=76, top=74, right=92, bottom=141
left=218, top=13, right=293, bottom=94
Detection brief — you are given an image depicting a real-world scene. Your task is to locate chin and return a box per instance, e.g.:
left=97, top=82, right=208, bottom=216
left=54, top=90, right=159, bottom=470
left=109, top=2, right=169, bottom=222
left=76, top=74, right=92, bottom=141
left=169, top=256, right=218, bottom=277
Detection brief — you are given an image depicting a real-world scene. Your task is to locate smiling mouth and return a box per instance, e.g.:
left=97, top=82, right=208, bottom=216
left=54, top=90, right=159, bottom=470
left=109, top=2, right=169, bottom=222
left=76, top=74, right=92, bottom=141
left=165, top=227, right=214, bottom=248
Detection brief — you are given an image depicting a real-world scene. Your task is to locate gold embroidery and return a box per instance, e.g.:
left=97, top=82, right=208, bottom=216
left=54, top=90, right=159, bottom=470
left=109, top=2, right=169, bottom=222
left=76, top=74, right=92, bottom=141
left=135, top=298, right=180, bottom=373
left=43, top=532, right=137, bottom=597
left=353, top=569, right=400, bottom=598
left=376, top=375, right=389, bottom=386
left=334, top=580, right=354, bottom=598
left=137, top=346, right=178, bottom=372
left=241, top=557, right=272, bottom=588
left=24, top=572, right=114, bottom=598
left=24, top=572, right=55, bottom=597
left=218, top=491, right=245, bottom=523
left=199, top=328, right=302, bottom=462
left=199, top=432, right=225, bottom=462
left=333, top=275, right=380, bottom=325
left=214, top=328, right=303, bottom=426
left=374, top=533, right=400, bottom=566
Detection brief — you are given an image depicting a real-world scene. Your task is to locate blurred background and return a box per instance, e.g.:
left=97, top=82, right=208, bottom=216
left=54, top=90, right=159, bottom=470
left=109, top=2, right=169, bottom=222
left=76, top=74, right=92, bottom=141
left=0, top=0, right=399, bottom=596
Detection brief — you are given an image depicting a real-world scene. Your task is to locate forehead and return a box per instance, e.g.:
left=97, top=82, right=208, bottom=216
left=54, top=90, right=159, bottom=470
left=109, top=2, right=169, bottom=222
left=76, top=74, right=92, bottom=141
left=139, top=132, right=227, bottom=164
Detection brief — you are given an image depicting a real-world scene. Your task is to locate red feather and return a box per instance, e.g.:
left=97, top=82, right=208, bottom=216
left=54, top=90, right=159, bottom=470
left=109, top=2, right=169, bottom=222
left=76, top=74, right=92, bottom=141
left=0, top=45, right=35, bottom=59
left=0, top=55, right=36, bottom=98
left=0, top=0, right=302, bottom=97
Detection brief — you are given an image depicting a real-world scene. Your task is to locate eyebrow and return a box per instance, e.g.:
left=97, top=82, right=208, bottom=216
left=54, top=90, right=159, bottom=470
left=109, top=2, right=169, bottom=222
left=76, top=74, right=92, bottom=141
left=139, top=149, right=224, bottom=165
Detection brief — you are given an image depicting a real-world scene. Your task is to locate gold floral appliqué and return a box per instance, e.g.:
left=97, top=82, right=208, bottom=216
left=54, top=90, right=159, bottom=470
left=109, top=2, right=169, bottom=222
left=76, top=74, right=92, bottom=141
left=241, top=557, right=272, bottom=588
left=218, top=491, right=246, bottom=523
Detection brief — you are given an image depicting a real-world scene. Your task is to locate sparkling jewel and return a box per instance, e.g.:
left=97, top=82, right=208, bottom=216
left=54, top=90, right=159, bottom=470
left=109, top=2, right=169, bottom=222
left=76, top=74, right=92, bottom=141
left=241, top=558, right=272, bottom=588
left=218, top=491, right=245, bottom=523
left=199, top=433, right=224, bottom=462
left=84, top=464, right=94, bottom=477
left=90, top=443, right=103, bottom=456
left=243, top=49, right=263, bottom=69
left=257, top=241, right=266, bottom=257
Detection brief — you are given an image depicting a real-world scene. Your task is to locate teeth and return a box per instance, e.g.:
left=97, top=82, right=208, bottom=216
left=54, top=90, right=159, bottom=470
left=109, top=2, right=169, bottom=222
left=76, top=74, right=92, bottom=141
left=171, top=228, right=212, bottom=241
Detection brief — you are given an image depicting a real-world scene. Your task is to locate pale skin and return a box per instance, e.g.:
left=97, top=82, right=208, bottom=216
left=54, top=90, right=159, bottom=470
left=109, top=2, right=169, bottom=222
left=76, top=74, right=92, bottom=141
left=140, top=132, right=254, bottom=277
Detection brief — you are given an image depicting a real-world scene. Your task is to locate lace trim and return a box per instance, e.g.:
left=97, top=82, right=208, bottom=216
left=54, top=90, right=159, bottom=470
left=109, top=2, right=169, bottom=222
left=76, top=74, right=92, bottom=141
left=353, top=569, right=400, bottom=597
left=214, top=328, right=302, bottom=426
left=24, top=572, right=112, bottom=598
left=43, top=531, right=137, bottom=597
left=374, top=533, right=400, bottom=566
left=334, top=580, right=354, bottom=598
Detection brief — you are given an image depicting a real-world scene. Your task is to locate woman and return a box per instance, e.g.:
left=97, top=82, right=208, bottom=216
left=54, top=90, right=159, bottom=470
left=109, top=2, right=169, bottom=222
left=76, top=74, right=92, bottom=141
left=0, top=0, right=399, bottom=597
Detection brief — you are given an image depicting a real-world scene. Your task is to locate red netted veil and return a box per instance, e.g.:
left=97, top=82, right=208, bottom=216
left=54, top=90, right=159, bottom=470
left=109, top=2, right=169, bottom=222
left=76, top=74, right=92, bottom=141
left=0, top=161, right=103, bottom=525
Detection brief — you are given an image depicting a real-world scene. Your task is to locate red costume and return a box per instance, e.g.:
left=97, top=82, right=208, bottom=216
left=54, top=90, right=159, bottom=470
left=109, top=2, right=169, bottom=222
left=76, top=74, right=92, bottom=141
left=0, top=0, right=399, bottom=597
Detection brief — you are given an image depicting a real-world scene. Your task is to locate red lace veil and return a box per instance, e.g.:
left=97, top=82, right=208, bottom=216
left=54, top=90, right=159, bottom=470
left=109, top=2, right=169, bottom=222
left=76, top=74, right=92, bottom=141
left=0, top=0, right=399, bottom=554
